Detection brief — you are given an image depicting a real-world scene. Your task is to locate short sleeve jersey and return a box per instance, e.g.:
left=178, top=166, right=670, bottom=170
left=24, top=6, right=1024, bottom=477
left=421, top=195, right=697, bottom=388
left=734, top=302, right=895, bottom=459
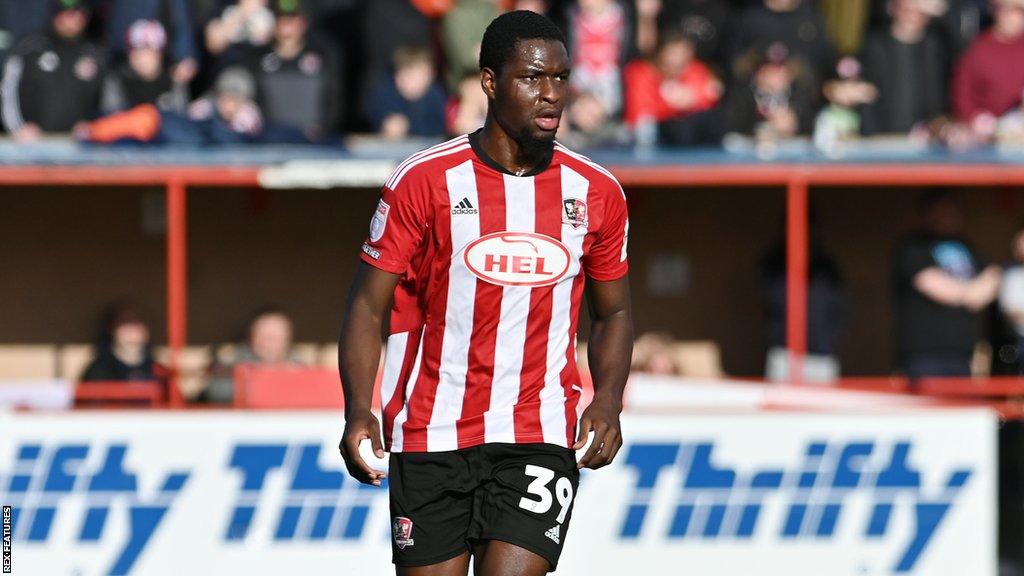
left=358, top=131, right=629, bottom=453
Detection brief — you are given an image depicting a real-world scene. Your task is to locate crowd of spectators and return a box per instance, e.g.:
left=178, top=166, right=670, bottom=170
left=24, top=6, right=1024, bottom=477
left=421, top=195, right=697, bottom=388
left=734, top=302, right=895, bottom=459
left=2, top=0, right=1024, bottom=150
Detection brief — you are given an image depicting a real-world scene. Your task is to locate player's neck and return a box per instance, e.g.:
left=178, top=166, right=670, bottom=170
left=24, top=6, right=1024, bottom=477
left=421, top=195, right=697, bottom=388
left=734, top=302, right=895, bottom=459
left=475, top=120, right=553, bottom=177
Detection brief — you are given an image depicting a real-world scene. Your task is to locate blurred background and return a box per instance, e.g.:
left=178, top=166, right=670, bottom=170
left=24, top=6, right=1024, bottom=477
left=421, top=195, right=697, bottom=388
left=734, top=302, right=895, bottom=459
left=1, top=0, right=1024, bottom=574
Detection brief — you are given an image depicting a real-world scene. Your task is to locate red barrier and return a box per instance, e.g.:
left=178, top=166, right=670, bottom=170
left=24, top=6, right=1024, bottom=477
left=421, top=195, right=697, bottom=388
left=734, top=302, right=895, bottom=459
left=74, top=380, right=164, bottom=408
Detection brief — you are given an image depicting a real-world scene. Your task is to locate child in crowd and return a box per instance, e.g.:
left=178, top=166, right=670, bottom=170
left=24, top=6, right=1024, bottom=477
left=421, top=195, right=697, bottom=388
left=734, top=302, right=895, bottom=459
left=814, top=56, right=878, bottom=151
left=364, top=45, right=446, bottom=140
left=102, top=19, right=188, bottom=114
left=725, top=42, right=817, bottom=142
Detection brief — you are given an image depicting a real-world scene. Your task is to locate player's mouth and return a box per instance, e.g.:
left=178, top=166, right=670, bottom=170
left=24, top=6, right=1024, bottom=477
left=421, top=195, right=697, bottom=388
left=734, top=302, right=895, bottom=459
left=534, top=111, right=561, bottom=132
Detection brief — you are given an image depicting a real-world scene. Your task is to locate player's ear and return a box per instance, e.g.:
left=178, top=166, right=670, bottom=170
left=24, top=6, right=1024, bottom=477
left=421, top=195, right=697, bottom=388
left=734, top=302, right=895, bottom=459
left=480, top=67, right=497, bottom=100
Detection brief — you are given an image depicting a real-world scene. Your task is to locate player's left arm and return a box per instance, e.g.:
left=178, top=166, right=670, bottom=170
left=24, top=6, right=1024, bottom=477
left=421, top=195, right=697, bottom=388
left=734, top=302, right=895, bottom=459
left=575, top=275, right=633, bottom=470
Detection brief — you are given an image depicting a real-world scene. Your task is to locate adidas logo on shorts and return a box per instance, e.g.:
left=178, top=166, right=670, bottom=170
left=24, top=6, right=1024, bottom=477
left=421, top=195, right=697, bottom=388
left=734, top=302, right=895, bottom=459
left=544, top=525, right=560, bottom=544
left=452, top=197, right=478, bottom=215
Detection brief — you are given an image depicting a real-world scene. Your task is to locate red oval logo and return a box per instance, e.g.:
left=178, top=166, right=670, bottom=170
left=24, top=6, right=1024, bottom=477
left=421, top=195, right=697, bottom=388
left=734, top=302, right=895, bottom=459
left=463, top=232, right=571, bottom=287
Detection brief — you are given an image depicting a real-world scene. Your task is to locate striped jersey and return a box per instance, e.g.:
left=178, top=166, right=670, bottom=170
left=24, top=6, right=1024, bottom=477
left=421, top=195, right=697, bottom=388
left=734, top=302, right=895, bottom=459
left=359, top=130, right=629, bottom=453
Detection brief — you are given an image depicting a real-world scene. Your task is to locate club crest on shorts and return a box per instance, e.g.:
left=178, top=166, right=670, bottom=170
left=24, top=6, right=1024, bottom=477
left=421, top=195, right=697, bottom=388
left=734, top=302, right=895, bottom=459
left=562, top=198, right=588, bottom=229
left=369, top=199, right=390, bottom=242
left=392, top=517, right=415, bottom=549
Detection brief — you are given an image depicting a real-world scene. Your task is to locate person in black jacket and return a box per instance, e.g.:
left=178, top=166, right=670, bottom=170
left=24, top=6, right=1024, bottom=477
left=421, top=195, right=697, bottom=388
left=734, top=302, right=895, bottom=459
left=1, top=0, right=105, bottom=141
left=81, top=305, right=166, bottom=383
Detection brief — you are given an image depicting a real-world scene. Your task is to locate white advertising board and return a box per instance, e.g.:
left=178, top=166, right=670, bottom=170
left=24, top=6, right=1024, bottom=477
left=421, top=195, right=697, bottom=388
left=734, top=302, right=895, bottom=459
left=0, top=409, right=996, bottom=575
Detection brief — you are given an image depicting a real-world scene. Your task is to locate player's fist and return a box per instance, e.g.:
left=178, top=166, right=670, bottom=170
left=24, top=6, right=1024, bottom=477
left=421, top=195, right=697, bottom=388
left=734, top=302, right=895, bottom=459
left=339, top=411, right=388, bottom=486
left=573, top=397, right=623, bottom=470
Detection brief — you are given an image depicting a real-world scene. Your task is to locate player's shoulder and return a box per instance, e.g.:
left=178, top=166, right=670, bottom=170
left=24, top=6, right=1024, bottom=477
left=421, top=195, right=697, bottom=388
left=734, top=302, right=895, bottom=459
left=552, top=141, right=624, bottom=199
left=385, top=135, right=474, bottom=191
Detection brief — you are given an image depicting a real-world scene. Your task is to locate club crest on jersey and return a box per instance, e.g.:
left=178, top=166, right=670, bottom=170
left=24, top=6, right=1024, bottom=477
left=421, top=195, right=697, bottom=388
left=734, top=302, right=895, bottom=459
left=393, top=517, right=415, bottom=549
left=464, top=231, right=571, bottom=287
left=369, top=199, right=390, bottom=242
left=563, top=198, right=588, bottom=229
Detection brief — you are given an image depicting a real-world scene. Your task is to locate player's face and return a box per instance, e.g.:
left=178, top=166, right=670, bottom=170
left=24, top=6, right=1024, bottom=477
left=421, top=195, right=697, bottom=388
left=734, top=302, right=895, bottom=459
left=490, top=38, right=570, bottom=150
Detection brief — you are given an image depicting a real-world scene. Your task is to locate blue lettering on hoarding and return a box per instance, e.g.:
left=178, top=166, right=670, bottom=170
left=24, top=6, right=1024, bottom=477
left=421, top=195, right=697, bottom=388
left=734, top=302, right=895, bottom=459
left=0, top=443, right=190, bottom=575
left=619, top=441, right=971, bottom=572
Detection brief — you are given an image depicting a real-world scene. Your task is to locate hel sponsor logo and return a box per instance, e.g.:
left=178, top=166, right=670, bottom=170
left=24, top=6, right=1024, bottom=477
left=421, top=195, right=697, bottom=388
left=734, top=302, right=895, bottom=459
left=464, top=232, right=570, bottom=287
left=369, top=199, right=390, bottom=242
left=392, top=517, right=415, bottom=549
left=563, top=198, right=588, bottom=229
left=452, top=197, right=478, bottom=215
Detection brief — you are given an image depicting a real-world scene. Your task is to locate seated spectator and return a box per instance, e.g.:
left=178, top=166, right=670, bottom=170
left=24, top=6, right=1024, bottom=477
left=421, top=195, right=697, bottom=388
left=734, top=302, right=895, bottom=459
left=81, top=304, right=166, bottom=382
left=360, top=0, right=434, bottom=119
left=565, top=0, right=634, bottom=120
left=101, top=20, right=188, bottom=115
left=657, top=0, right=732, bottom=63
left=442, top=0, right=501, bottom=91
left=623, top=29, right=721, bottom=129
left=558, top=90, right=630, bottom=148
left=447, top=72, right=488, bottom=136
left=251, top=0, right=339, bottom=139
left=999, top=224, right=1024, bottom=373
left=814, top=57, right=878, bottom=150
left=79, top=67, right=300, bottom=145
left=199, top=306, right=304, bottom=403
left=728, top=0, right=837, bottom=84
left=860, top=0, right=949, bottom=136
left=894, top=190, right=1001, bottom=379
left=205, top=0, right=275, bottom=71
left=105, top=0, right=198, bottom=87
left=364, top=45, right=446, bottom=140
left=1, top=0, right=105, bottom=142
left=951, top=0, right=1024, bottom=145
left=724, top=42, right=817, bottom=141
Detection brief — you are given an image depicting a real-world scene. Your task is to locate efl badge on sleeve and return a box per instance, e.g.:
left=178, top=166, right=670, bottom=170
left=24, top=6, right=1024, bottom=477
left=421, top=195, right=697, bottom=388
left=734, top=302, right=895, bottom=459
left=369, top=199, right=390, bottom=242
left=562, top=198, right=588, bottom=229
left=392, top=517, right=415, bottom=549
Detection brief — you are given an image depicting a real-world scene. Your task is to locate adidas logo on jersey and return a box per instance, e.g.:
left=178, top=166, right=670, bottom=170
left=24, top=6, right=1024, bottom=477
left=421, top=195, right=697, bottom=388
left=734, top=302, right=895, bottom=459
left=452, top=197, right=478, bottom=215
left=544, top=525, right=560, bottom=544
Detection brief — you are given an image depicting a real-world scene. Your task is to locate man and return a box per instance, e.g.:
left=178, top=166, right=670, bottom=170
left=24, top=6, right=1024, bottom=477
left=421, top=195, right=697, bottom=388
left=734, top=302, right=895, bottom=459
left=727, top=0, right=837, bottom=84
left=1, top=0, right=105, bottom=141
left=251, top=0, right=340, bottom=139
left=894, top=190, right=1000, bottom=379
left=339, top=10, right=632, bottom=576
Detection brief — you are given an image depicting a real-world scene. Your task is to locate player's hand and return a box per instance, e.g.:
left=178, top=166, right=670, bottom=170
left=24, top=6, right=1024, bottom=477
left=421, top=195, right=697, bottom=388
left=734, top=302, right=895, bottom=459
left=339, top=411, right=388, bottom=486
left=573, top=397, right=623, bottom=470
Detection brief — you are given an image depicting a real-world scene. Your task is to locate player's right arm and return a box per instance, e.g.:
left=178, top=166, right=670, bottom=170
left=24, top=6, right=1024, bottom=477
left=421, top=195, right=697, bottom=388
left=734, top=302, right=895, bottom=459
left=338, top=263, right=400, bottom=486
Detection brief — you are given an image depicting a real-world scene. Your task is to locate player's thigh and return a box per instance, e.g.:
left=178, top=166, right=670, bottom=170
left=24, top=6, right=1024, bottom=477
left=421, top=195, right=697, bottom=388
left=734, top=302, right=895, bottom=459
left=469, top=444, right=579, bottom=572
left=472, top=539, right=549, bottom=576
left=396, top=551, right=471, bottom=576
left=390, top=451, right=475, bottom=569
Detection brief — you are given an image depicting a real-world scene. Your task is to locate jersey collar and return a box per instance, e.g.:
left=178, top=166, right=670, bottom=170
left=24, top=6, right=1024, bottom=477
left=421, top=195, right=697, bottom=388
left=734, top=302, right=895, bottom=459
left=467, top=129, right=554, bottom=178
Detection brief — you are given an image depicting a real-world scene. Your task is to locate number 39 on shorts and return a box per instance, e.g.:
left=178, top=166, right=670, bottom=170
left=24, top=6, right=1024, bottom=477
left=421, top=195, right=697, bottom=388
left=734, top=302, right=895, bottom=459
left=517, top=464, right=575, bottom=524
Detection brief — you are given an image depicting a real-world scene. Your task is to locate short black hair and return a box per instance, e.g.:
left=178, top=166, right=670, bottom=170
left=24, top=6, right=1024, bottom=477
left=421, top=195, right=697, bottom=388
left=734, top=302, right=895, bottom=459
left=479, top=10, right=566, bottom=75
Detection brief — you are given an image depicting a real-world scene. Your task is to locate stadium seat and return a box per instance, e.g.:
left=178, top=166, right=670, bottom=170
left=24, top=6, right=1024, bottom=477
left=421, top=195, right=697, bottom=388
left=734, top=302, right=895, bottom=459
left=154, top=345, right=212, bottom=399
left=672, top=341, right=724, bottom=378
left=0, top=345, right=58, bottom=379
left=58, top=344, right=94, bottom=381
left=292, top=342, right=319, bottom=366
left=233, top=365, right=352, bottom=409
left=318, top=343, right=339, bottom=368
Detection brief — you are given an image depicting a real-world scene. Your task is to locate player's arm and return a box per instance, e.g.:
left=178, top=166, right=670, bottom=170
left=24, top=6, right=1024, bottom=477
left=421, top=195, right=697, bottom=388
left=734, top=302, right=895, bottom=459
left=338, top=262, right=401, bottom=486
left=575, top=275, right=633, bottom=470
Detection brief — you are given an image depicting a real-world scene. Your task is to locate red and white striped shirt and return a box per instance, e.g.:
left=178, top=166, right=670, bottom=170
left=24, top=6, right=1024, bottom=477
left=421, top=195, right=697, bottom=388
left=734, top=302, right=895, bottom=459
left=359, top=132, right=629, bottom=453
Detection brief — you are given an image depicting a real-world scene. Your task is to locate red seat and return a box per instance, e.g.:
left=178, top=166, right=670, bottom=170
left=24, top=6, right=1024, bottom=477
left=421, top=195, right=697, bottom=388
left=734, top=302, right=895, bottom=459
left=74, top=381, right=164, bottom=408
left=233, top=365, right=383, bottom=410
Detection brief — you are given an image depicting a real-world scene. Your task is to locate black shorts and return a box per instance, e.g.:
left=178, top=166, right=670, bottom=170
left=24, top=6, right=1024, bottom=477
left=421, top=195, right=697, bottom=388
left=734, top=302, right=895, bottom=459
left=388, top=442, right=579, bottom=571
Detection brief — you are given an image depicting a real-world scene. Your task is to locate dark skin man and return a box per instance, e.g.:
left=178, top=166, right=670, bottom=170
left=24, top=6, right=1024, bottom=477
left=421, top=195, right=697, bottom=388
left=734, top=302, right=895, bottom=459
left=339, top=36, right=633, bottom=576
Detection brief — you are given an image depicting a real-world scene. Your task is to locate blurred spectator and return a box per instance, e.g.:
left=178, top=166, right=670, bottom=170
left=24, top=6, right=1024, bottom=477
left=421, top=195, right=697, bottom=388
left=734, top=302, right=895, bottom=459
left=442, top=0, right=502, bottom=91
left=999, top=225, right=1024, bottom=373
left=631, top=331, right=682, bottom=375
left=1, top=0, right=105, bottom=142
left=101, top=20, right=188, bottom=114
left=558, top=90, right=630, bottom=147
left=364, top=45, right=446, bottom=140
left=250, top=0, right=339, bottom=139
left=105, top=0, right=198, bottom=85
left=951, top=0, right=1024, bottom=144
left=623, top=29, right=720, bottom=127
left=860, top=0, right=949, bottom=136
left=724, top=42, right=817, bottom=140
left=360, top=0, right=433, bottom=120
left=760, top=212, right=846, bottom=382
left=814, top=56, right=878, bottom=150
left=199, top=306, right=303, bottom=403
left=657, top=0, right=731, bottom=63
left=447, top=72, right=487, bottom=136
left=204, top=0, right=275, bottom=71
left=893, top=190, right=1001, bottom=379
left=727, top=0, right=837, bottom=83
left=565, top=0, right=634, bottom=119
left=81, top=304, right=166, bottom=382
left=79, top=66, right=287, bottom=145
